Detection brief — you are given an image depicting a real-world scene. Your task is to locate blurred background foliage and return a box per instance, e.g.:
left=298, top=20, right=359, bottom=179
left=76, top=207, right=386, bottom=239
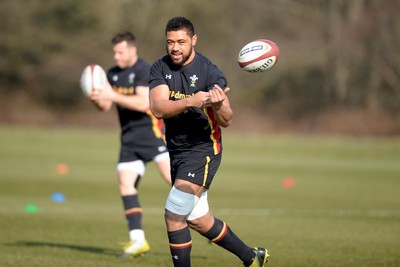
left=0, top=0, right=399, bottom=134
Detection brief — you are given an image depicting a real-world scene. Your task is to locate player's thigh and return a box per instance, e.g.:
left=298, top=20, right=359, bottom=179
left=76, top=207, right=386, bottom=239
left=154, top=152, right=171, bottom=182
left=117, top=160, right=145, bottom=185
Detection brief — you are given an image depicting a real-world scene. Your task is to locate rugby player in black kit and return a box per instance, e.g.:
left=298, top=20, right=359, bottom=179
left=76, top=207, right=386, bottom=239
left=90, top=31, right=171, bottom=258
left=149, top=17, right=269, bottom=267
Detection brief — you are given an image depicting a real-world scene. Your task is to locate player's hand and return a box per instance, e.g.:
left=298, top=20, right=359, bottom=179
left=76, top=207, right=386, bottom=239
left=209, top=85, right=229, bottom=110
left=190, top=91, right=211, bottom=108
left=90, top=82, right=116, bottom=102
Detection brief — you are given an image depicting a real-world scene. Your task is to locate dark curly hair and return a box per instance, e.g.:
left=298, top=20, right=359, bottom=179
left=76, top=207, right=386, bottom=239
left=165, top=17, right=195, bottom=37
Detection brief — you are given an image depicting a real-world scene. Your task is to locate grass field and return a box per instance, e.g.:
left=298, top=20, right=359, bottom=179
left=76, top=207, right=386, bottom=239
left=0, top=125, right=399, bottom=267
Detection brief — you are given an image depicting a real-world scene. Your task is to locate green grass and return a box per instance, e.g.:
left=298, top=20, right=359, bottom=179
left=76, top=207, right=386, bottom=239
left=1, top=125, right=399, bottom=266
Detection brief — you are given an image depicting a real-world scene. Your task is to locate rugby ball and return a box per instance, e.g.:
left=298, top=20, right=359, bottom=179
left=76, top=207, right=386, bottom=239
left=238, top=39, right=279, bottom=73
left=80, top=64, right=107, bottom=96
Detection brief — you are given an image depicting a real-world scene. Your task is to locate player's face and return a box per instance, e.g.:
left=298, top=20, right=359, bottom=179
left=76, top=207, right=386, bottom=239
left=166, top=30, right=197, bottom=66
left=113, top=41, right=137, bottom=69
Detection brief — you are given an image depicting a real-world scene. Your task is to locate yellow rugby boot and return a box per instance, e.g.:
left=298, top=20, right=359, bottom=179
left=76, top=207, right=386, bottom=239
left=245, top=247, right=270, bottom=267
left=118, top=239, right=150, bottom=258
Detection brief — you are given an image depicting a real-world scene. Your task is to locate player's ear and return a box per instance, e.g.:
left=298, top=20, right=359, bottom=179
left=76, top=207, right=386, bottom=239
left=130, top=45, right=137, bottom=55
left=192, top=34, right=197, bottom=46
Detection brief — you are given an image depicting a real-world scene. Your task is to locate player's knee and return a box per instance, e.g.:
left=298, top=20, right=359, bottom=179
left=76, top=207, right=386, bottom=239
left=165, top=186, right=199, bottom=216
left=187, top=218, right=208, bottom=233
left=187, top=191, right=209, bottom=221
left=186, top=191, right=210, bottom=232
left=119, top=183, right=137, bottom=195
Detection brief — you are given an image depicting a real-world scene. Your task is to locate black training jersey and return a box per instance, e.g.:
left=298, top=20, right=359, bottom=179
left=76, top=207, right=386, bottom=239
left=107, top=58, right=163, bottom=141
left=149, top=52, right=227, bottom=156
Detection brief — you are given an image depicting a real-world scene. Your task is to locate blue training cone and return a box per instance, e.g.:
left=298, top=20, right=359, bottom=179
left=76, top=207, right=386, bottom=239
left=51, top=192, right=66, bottom=202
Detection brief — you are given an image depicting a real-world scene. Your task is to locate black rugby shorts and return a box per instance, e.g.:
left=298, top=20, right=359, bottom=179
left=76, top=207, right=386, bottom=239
left=170, top=153, right=222, bottom=189
left=119, top=136, right=167, bottom=163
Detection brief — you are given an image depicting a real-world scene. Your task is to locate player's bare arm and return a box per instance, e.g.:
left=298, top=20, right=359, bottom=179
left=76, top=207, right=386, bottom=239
left=209, top=85, right=233, bottom=127
left=150, top=84, right=210, bottom=119
left=91, top=83, right=149, bottom=113
left=111, top=85, right=149, bottom=112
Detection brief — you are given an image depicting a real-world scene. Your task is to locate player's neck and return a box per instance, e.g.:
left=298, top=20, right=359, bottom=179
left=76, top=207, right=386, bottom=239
left=182, top=50, right=196, bottom=67
left=128, top=55, right=138, bottom=67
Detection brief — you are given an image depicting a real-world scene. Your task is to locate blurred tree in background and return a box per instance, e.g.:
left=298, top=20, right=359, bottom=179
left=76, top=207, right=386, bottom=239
left=0, top=0, right=399, bottom=133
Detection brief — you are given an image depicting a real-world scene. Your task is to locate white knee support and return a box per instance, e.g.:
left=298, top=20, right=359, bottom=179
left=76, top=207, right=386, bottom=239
left=117, top=160, right=145, bottom=177
left=187, top=191, right=209, bottom=221
left=165, top=186, right=199, bottom=216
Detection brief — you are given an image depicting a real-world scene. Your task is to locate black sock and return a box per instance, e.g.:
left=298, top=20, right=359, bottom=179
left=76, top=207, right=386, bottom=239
left=202, top=217, right=254, bottom=265
left=168, top=227, right=192, bottom=267
left=122, top=195, right=142, bottom=230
